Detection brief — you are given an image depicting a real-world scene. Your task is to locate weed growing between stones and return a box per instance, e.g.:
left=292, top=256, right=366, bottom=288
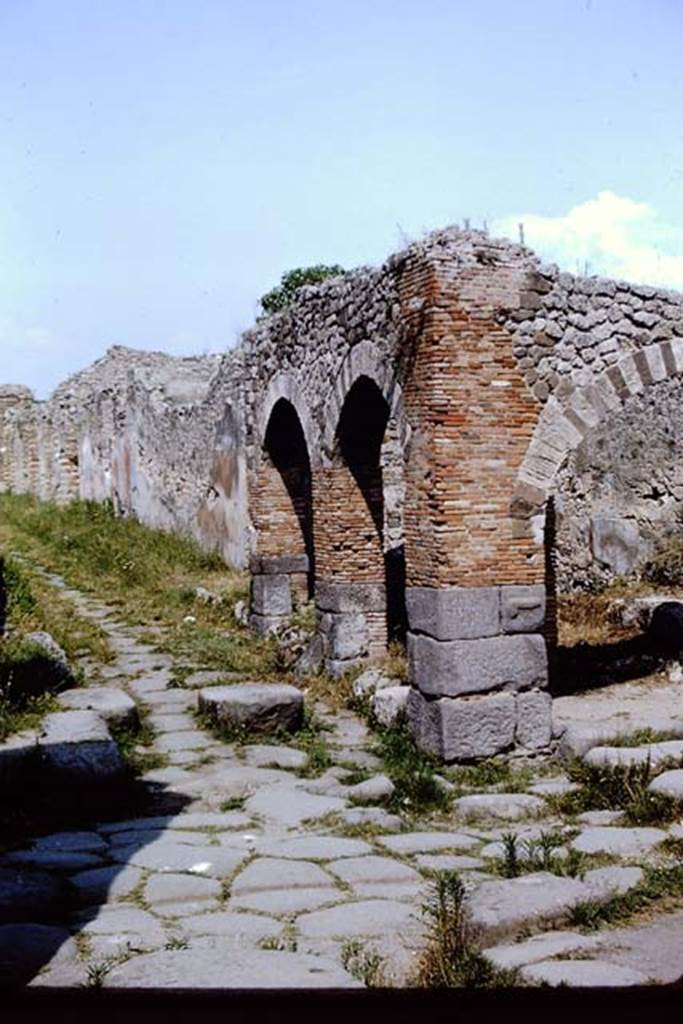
left=259, top=924, right=298, bottom=953
left=607, top=728, right=683, bottom=748
left=413, top=872, right=519, bottom=988
left=493, top=830, right=584, bottom=879
left=110, top=707, right=168, bottom=776
left=552, top=759, right=680, bottom=826
left=340, top=938, right=385, bottom=987
left=219, top=796, right=246, bottom=812
left=372, top=722, right=451, bottom=815
left=446, top=759, right=536, bottom=794
left=569, top=855, right=683, bottom=931
left=0, top=688, right=58, bottom=741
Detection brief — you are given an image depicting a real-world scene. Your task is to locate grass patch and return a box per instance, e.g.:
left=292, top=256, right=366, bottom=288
left=569, top=857, right=683, bottom=931
left=550, top=758, right=680, bottom=826
left=340, top=939, right=385, bottom=987
left=0, top=690, right=59, bottom=742
left=607, top=728, right=682, bottom=748
left=413, top=871, right=520, bottom=988
left=446, top=759, right=536, bottom=794
left=110, top=709, right=168, bottom=775
left=372, top=721, right=451, bottom=815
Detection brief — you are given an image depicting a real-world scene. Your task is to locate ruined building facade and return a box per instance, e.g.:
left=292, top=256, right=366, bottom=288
left=2, top=229, right=683, bottom=759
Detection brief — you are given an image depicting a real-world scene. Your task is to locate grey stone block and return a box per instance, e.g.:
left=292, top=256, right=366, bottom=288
left=408, top=688, right=517, bottom=761
left=515, top=690, right=553, bottom=749
left=406, top=585, right=500, bottom=640
left=371, top=685, right=410, bottom=727
left=315, top=581, right=386, bottom=613
left=500, top=585, right=546, bottom=634
left=198, top=683, right=304, bottom=734
left=590, top=515, right=646, bottom=575
left=249, top=554, right=309, bottom=575
left=326, top=612, right=369, bottom=661
left=249, top=613, right=286, bottom=636
left=38, top=711, right=126, bottom=783
left=250, top=574, right=292, bottom=616
left=408, top=633, right=548, bottom=697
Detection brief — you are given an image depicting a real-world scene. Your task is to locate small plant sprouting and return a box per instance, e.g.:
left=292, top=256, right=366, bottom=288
left=500, top=833, right=520, bottom=878
left=340, top=938, right=385, bottom=987
left=165, top=936, right=189, bottom=951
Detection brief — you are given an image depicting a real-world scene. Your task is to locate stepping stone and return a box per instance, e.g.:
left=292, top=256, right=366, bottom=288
left=571, top=826, right=667, bottom=857
left=649, top=769, right=683, bottom=801
left=255, top=836, right=373, bottom=860
left=114, top=841, right=247, bottom=878
left=521, top=959, right=649, bottom=987
left=454, top=793, right=546, bottom=821
left=38, top=711, right=126, bottom=784
left=58, top=687, right=138, bottom=728
left=198, top=684, right=304, bottom=735
left=0, top=868, right=65, bottom=923
left=179, top=910, right=282, bottom=942
left=145, top=872, right=222, bottom=914
left=416, top=854, right=483, bottom=872
left=483, top=930, right=601, bottom=969
left=231, top=857, right=334, bottom=895
left=156, top=731, right=208, bottom=753
left=245, top=784, right=347, bottom=828
left=67, top=865, right=144, bottom=905
left=32, top=831, right=107, bottom=854
left=297, top=899, right=419, bottom=938
left=243, top=745, right=308, bottom=769
left=102, top=941, right=361, bottom=988
left=378, top=832, right=481, bottom=855
left=0, top=924, right=77, bottom=986
left=2, top=850, right=104, bottom=873
left=347, top=775, right=395, bottom=805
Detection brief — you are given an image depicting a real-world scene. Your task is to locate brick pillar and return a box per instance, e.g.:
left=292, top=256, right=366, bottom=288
left=400, top=246, right=552, bottom=760
left=249, top=399, right=313, bottom=635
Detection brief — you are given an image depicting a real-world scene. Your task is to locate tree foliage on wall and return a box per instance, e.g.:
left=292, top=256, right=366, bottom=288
left=260, top=265, right=345, bottom=315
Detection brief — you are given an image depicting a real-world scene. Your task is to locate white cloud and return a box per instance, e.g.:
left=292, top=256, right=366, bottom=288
left=494, top=191, right=683, bottom=290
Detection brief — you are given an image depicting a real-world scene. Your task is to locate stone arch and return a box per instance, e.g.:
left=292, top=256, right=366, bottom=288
left=248, top=388, right=316, bottom=633
left=511, top=339, right=683, bottom=526
left=256, top=372, right=319, bottom=465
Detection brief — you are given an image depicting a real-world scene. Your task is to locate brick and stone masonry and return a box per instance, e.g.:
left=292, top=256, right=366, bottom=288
left=2, top=228, right=683, bottom=759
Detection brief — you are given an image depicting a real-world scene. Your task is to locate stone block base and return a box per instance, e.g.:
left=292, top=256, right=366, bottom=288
left=407, top=687, right=553, bottom=762
left=408, top=633, right=548, bottom=697
left=250, top=574, right=292, bottom=617
left=316, top=580, right=387, bottom=675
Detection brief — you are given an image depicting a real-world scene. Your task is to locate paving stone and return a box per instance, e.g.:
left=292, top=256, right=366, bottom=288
left=529, top=780, right=579, bottom=796
left=571, top=826, right=667, bottom=857
left=577, top=810, right=624, bottom=826
left=32, top=831, right=107, bottom=854
left=179, top=910, right=282, bottom=942
left=198, top=683, right=304, bottom=734
left=107, top=829, right=208, bottom=850
left=57, top=687, right=138, bottom=728
left=245, top=784, right=347, bottom=827
left=113, top=841, right=247, bottom=878
left=80, top=907, right=168, bottom=954
left=231, top=857, right=334, bottom=895
left=453, top=793, right=547, bottom=821
left=648, top=768, right=683, bottom=801
left=467, top=872, right=591, bottom=943
left=329, top=750, right=383, bottom=772
left=585, top=741, right=683, bottom=770
left=582, top=865, right=644, bottom=897
left=520, top=959, right=649, bottom=987
left=2, top=850, right=105, bottom=873
left=230, top=888, right=344, bottom=915
left=145, top=872, right=222, bottom=909
left=347, top=774, right=395, bottom=805
left=378, top=832, right=481, bottom=855
left=0, top=923, right=78, bottom=986
left=416, top=854, right=484, bottom=872
left=147, top=714, right=196, bottom=733
left=0, top=867, right=65, bottom=923
left=589, top=908, right=683, bottom=984
left=483, top=930, right=601, bottom=969
left=67, top=865, right=144, bottom=905
left=102, top=941, right=361, bottom=988
left=168, top=812, right=255, bottom=831
left=296, top=899, right=419, bottom=938
left=256, top=836, right=373, bottom=860
left=243, top=745, right=308, bottom=769
left=338, top=808, right=403, bottom=831
left=98, top=816, right=183, bottom=834
left=167, top=750, right=209, bottom=765
left=145, top=691, right=195, bottom=709
left=155, top=731, right=209, bottom=753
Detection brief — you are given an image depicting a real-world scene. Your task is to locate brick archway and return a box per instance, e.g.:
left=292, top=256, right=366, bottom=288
left=248, top=394, right=315, bottom=634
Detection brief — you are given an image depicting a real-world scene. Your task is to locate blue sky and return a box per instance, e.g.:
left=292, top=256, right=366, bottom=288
left=1, top=0, right=682, bottom=397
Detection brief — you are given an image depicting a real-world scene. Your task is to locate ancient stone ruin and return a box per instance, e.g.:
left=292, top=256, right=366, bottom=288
left=3, top=227, right=683, bottom=760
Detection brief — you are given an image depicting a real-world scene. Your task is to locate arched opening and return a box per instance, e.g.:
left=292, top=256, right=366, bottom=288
left=249, top=398, right=315, bottom=632
left=261, top=398, right=315, bottom=595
